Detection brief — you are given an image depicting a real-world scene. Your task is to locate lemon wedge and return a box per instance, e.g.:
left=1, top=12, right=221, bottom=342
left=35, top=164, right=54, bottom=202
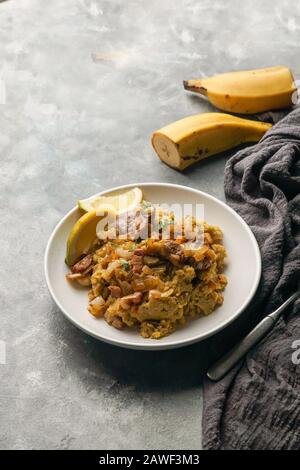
left=65, top=211, right=104, bottom=266
left=78, top=187, right=143, bottom=215
left=66, top=188, right=143, bottom=266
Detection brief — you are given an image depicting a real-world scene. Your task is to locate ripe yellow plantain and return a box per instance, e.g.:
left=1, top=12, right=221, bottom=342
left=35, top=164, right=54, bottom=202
left=183, top=66, right=296, bottom=114
left=152, top=113, right=272, bottom=171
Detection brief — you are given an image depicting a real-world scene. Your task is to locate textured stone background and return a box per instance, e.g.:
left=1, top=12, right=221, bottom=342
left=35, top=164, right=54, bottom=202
left=0, top=0, right=299, bottom=450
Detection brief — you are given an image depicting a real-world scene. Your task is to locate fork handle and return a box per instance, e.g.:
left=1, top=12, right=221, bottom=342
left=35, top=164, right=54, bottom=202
left=207, top=316, right=274, bottom=381
left=207, top=291, right=299, bottom=382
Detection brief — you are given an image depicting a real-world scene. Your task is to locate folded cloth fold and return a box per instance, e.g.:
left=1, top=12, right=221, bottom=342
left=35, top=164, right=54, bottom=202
left=202, top=106, right=300, bottom=450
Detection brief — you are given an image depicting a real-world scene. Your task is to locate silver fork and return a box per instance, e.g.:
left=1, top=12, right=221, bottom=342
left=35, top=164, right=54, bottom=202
left=207, top=290, right=300, bottom=381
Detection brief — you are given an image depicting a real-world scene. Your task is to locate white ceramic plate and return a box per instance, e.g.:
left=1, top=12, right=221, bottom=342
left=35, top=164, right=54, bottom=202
left=44, top=183, right=261, bottom=350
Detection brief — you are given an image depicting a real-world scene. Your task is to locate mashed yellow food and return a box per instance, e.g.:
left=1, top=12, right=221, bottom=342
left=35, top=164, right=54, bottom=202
left=66, top=202, right=227, bottom=339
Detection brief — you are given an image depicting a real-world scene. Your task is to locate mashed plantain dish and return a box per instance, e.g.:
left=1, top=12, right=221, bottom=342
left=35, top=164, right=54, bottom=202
left=66, top=197, right=227, bottom=339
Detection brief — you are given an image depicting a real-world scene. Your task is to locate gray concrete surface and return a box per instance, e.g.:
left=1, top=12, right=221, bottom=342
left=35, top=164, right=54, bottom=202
left=0, top=0, right=299, bottom=450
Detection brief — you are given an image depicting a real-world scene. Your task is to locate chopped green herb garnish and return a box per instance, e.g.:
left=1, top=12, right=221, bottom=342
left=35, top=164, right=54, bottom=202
left=129, top=243, right=137, bottom=252
left=141, top=200, right=152, bottom=209
left=159, top=219, right=172, bottom=229
left=120, top=259, right=130, bottom=270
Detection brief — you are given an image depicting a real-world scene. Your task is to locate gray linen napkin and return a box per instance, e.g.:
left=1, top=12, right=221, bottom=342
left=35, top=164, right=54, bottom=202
left=202, top=106, right=300, bottom=450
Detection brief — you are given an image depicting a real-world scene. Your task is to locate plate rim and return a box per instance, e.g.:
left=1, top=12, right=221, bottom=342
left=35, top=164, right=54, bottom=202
left=44, top=182, right=261, bottom=350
